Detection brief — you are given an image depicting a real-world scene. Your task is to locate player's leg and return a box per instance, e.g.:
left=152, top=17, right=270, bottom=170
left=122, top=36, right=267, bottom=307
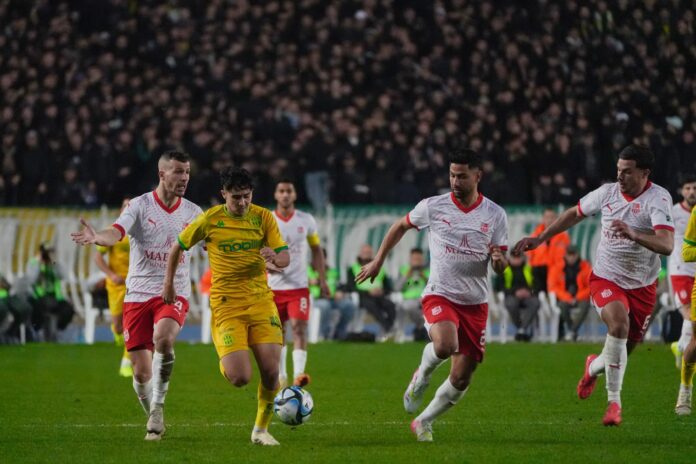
left=123, top=302, right=155, bottom=416
left=248, top=300, right=284, bottom=446
left=146, top=297, right=188, bottom=441
left=676, top=290, right=696, bottom=415
left=288, top=292, right=310, bottom=386
left=219, top=350, right=253, bottom=386
left=108, top=285, right=131, bottom=377
left=275, top=301, right=289, bottom=388
left=412, top=302, right=486, bottom=442
left=671, top=277, right=693, bottom=368
left=598, top=300, right=629, bottom=424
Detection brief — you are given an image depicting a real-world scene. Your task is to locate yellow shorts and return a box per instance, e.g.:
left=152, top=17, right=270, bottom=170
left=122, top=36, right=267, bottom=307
left=211, top=299, right=283, bottom=358
left=106, top=283, right=126, bottom=318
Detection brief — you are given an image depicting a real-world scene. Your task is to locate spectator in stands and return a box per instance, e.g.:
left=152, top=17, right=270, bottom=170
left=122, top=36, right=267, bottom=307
left=395, top=248, right=429, bottom=341
left=346, top=244, right=396, bottom=337
left=0, top=274, right=32, bottom=343
left=526, top=208, right=570, bottom=293
left=499, top=250, right=540, bottom=342
left=26, top=242, right=74, bottom=341
left=309, top=249, right=356, bottom=341
left=549, top=245, right=592, bottom=342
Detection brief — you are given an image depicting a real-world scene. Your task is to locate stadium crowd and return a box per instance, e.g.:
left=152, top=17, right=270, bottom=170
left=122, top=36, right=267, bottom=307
left=1, top=0, right=696, bottom=209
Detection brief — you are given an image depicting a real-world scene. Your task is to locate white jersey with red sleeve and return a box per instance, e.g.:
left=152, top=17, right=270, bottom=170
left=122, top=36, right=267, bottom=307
left=668, top=202, right=696, bottom=277
left=406, top=192, right=509, bottom=305
left=578, top=181, right=674, bottom=289
left=268, top=209, right=319, bottom=290
left=113, top=191, right=204, bottom=303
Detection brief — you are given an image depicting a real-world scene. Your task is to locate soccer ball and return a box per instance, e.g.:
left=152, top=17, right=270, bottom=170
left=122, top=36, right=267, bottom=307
left=273, top=386, right=314, bottom=426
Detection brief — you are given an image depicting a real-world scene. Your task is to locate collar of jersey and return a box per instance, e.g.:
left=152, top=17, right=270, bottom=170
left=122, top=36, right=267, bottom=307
left=450, top=192, right=483, bottom=214
left=621, top=181, right=652, bottom=202
left=223, top=204, right=250, bottom=219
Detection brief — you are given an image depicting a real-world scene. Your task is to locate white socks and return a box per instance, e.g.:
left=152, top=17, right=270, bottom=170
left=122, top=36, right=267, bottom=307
left=602, top=335, right=628, bottom=406
left=293, top=349, right=307, bottom=378
left=151, top=351, right=175, bottom=409
left=417, top=343, right=447, bottom=384
left=133, top=378, right=152, bottom=415
left=279, top=345, right=288, bottom=382
left=589, top=354, right=605, bottom=377
left=417, top=379, right=467, bottom=423
left=678, top=320, right=693, bottom=354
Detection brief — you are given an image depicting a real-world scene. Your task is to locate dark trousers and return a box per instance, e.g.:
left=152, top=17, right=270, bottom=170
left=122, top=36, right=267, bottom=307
left=359, top=294, right=396, bottom=332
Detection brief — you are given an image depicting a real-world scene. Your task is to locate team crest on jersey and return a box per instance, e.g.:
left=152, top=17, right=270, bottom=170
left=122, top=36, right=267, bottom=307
left=297, top=226, right=304, bottom=234
left=216, top=220, right=225, bottom=228
left=480, top=223, right=489, bottom=233
left=249, top=215, right=262, bottom=227
left=631, top=203, right=641, bottom=215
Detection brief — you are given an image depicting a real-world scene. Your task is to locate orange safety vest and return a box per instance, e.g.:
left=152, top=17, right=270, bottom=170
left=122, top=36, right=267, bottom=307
left=548, top=259, right=592, bottom=303
left=526, top=223, right=571, bottom=268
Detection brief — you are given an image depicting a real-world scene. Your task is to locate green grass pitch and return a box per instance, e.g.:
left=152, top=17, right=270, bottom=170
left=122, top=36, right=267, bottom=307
left=1, top=342, right=694, bottom=463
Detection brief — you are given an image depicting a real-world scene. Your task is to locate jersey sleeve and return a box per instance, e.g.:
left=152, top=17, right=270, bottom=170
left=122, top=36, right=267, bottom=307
left=177, top=211, right=209, bottom=251
left=492, top=209, right=509, bottom=251
left=95, top=245, right=109, bottom=254
left=263, top=209, right=288, bottom=252
left=577, top=184, right=606, bottom=217
left=113, top=198, right=140, bottom=239
left=650, top=192, right=675, bottom=231
left=406, top=199, right=430, bottom=230
left=682, top=211, right=696, bottom=262
left=306, top=214, right=321, bottom=247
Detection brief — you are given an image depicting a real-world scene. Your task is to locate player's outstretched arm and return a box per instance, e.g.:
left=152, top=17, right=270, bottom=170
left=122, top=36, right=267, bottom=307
left=162, top=242, right=184, bottom=304
left=71, top=218, right=122, bottom=247
left=355, top=217, right=412, bottom=284
left=611, top=220, right=674, bottom=255
left=513, top=206, right=584, bottom=253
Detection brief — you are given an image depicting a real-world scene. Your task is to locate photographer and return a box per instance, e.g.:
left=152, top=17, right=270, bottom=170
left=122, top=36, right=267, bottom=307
left=26, top=242, right=74, bottom=341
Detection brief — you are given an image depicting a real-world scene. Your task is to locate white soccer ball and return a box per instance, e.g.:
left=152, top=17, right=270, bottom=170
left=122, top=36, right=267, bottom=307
left=273, top=386, right=314, bottom=425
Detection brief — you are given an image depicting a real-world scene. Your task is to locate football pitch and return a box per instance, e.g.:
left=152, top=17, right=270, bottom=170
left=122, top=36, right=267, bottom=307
left=1, top=342, right=694, bottom=463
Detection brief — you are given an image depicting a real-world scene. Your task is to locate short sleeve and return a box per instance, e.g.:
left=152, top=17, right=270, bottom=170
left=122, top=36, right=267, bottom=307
left=492, top=210, right=509, bottom=251
left=650, top=191, right=675, bottom=232
left=95, top=245, right=108, bottom=254
left=407, top=199, right=430, bottom=230
left=263, top=209, right=288, bottom=252
left=577, top=184, right=607, bottom=217
left=113, top=198, right=140, bottom=239
left=178, top=212, right=209, bottom=250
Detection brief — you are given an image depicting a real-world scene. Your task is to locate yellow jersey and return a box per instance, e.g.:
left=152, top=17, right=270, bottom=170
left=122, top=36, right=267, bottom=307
left=178, top=204, right=288, bottom=308
left=683, top=208, right=696, bottom=262
left=96, top=235, right=130, bottom=281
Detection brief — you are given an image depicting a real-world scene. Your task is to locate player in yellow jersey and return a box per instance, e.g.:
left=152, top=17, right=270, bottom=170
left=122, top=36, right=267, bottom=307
left=94, top=198, right=132, bottom=377
left=162, top=167, right=290, bottom=446
left=675, top=202, right=696, bottom=415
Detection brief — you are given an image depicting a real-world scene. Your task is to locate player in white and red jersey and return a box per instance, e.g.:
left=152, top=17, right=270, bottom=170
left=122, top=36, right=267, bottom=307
left=357, top=149, right=509, bottom=442
left=515, top=144, right=675, bottom=427
left=668, top=175, right=696, bottom=369
left=268, top=180, right=329, bottom=388
left=71, top=151, right=203, bottom=441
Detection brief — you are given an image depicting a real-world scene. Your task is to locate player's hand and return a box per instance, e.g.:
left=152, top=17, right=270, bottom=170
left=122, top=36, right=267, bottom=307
left=110, top=274, right=125, bottom=285
left=265, top=261, right=284, bottom=273
left=355, top=259, right=381, bottom=284
left=162, top=283, right=176, bottom=305
left=489, top=245, right=504, bottom=264
left=260, top=247, right=276, bottom=262
left=71, top=218, right=97, bottom=245
left=610, top=220, right=637, bottom=240
left=319, top=280, right=331, bottom=298
left=513, top=237, right=542, bottom=254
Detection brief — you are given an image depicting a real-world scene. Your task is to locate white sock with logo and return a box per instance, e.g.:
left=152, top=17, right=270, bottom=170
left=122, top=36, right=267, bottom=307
left=678, top=320, right=693, bottom=354
left=416, top=379, right=467, bottom=424
left=293, top=349, right=307, bottom=378
left=151, top=351, right=175, bottom=409
left=603, top=335, right=628, bottom=406
left=133, top=378, right=152, bottom=415
left=417, top=343, right=447, bottom=384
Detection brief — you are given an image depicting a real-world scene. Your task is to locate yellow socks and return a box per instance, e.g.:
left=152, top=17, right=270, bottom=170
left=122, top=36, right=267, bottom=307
left=254, top=382, right=279, bottom=430
left=682, top=361, right=696, bottom=387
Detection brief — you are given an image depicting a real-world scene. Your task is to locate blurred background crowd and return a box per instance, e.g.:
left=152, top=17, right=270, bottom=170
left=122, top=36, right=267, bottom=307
left=2, top=0, right=696, bottom=211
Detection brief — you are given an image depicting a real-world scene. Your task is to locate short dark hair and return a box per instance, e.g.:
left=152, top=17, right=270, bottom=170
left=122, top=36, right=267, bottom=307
left=220, top=166, right=254, bottom=191
left=159, top=150, right=190, bottom=164
left=618, top=144, right=654, bottom=170
left=410, top=247, right=424, bottom=254
left=679, top=173, right=696, bottom=187
left=275, top=178, right=296, bottom=188
left=448, top=148, right=483, bottom=170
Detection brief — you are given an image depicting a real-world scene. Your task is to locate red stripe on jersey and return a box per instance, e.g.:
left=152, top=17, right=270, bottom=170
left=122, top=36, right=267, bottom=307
left=577, top=201, right=586, bottom=217
left=654, top=225, right=675, bottom=232
left=152, top=190, right=181, bottom=214
left=405, top=213, right=419, bottom=231
left=112, top=223, right=126, bottom=240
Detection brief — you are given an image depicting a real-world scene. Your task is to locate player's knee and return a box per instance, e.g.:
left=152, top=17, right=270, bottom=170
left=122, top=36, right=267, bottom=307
left=133, top=372, right=151, bottom=384
left=433, top=343, right=456, bottom=359
left=154, top=336, right=175, bottom=353
left=226, top=372, right=250, bottom=387
left=450, top=376, right=470, bottom=391
left=607, top=321, right=629, bottom=338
